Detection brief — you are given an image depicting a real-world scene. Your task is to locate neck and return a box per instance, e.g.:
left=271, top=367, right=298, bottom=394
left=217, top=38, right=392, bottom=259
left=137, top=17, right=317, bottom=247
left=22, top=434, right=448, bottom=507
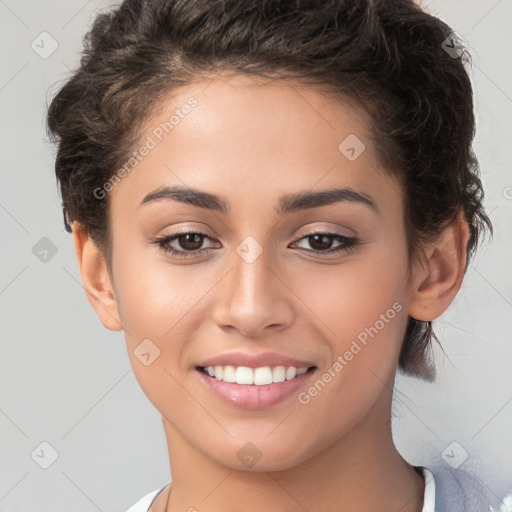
left=160, top=386, right=424, bottom=512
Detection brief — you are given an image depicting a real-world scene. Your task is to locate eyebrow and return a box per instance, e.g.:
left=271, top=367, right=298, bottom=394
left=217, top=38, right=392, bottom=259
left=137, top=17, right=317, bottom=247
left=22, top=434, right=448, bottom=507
left=140, top=185, right=378, bottom=215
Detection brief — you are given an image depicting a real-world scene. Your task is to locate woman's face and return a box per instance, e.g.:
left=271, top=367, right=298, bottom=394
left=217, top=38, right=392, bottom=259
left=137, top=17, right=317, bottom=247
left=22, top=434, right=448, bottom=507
left=107, top=74, right=414, bottom=471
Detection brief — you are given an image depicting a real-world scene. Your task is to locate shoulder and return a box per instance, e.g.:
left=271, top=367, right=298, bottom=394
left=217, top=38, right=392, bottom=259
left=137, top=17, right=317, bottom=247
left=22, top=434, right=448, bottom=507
left=427, top=464, right=512, bottom=512
left=125, top=484, right=168, bottom=512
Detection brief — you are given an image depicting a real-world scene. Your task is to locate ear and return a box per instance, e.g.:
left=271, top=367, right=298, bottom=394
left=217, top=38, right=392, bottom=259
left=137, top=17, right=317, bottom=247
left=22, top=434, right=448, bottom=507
left=71, top=222, right=123, bottom=331
left=408, top=213, right=471, bottom=322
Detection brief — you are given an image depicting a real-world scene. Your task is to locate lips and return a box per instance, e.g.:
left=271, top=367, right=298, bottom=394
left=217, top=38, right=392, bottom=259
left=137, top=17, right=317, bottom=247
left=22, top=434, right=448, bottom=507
left=198, top=351, right=314, bottom=369
left=195, top=351, right=317, bottom=409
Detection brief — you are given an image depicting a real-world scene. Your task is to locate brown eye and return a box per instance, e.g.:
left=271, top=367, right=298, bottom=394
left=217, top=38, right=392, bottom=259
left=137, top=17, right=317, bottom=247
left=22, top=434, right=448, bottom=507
left=152, top=231, right=218, bottom=258
left=307, top=234, right=336, bottom=251
left=176, top=233, right=205, bottom=251
left=292, top=232, right=359, bottom=255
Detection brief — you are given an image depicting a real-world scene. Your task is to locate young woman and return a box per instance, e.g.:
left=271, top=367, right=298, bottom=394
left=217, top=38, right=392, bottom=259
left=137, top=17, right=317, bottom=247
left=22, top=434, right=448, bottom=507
left=46, top=0, right=511, bottom=510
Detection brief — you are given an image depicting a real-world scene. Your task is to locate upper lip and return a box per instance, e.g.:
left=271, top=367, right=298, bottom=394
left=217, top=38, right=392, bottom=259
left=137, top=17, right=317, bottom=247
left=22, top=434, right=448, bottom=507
left=197, top=351, right=315, bottom=369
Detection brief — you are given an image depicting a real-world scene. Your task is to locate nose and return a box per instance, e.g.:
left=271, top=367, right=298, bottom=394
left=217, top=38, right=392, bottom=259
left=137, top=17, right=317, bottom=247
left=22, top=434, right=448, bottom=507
left=211, top=243, right=294, bottom=337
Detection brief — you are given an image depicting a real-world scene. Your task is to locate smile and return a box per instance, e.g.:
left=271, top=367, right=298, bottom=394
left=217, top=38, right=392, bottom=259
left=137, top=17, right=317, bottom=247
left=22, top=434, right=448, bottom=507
left=196, top=364, right=317, bottom=409
left=201, top=365, right=310, bottom=385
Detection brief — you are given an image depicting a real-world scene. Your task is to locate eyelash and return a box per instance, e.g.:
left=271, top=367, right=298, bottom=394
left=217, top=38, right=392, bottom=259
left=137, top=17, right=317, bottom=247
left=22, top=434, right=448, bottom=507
left=152, top=229, right=360, bottom=259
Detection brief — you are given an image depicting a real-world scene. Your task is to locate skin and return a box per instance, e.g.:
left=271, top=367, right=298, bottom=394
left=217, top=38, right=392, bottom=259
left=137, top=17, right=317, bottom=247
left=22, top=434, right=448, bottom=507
left=72, top=73, right=470, bottom=512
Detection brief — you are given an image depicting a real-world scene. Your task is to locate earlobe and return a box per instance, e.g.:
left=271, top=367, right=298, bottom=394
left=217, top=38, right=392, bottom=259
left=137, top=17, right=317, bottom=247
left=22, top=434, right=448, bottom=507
left=71, top=222, right=123, bottom=331
left=408, top=213, right=470, bottom=322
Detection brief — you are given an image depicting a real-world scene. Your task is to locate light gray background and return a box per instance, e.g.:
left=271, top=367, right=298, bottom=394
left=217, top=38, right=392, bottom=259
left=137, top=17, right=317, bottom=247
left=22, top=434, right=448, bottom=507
left=0, top=0, right=511, bottom=511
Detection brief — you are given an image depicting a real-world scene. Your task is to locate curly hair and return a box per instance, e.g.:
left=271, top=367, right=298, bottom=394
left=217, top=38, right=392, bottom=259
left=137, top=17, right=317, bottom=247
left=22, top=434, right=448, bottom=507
left=46, top=0, right=493, bottom=381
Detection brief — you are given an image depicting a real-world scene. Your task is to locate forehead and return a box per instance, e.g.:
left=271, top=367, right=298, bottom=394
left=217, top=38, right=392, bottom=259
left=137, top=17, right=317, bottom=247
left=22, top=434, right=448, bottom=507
left=146, top=73, right=374, bottom=161
left=110, top=73, right=400, bottom=216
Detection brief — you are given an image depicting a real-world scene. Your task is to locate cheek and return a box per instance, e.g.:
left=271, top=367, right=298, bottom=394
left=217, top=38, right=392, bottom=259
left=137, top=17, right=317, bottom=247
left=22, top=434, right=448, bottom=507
left=297, top=238, right=409, bottom=348
left=111, top=242, right=228, bottom=397
left=294, top=234, right=410, bottom=402
left=112, top=249, right=212, bottom=414
left=112, top=238, right=205, bottom=338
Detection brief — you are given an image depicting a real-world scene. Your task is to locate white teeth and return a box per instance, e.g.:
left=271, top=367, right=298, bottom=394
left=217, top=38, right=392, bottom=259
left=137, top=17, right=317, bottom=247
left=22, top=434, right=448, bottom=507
left=204, top=365, right=309, bottom=385
left=235, top=366, right=254, bottom=385
left=214, top=366, right=224, bottom=380
left=285, top=366, right=297, bottom=380
left=272, top=366, right=286, bottom=383
left=223, top=365, right=236, bottom=383
left=254, top=367, right=273, bottom=385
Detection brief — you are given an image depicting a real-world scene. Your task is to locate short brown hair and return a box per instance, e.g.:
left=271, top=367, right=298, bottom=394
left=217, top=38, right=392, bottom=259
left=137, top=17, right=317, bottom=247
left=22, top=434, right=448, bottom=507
left=46, top=0, right=493, bottom=381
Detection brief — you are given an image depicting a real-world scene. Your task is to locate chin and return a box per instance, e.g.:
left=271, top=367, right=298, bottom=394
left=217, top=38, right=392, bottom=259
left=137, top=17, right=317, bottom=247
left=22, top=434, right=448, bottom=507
left=202, top=435, right=318, bottom=473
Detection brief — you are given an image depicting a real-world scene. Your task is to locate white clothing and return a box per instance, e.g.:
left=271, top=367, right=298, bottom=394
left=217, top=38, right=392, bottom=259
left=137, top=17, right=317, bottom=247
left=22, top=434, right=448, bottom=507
left=125, top=465, right=512, bottom=511
left=126, top=466, right=437, bottom=511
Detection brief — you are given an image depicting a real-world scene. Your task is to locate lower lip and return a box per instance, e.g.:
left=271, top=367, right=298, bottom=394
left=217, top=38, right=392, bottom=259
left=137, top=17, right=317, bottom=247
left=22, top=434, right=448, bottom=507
left=197, top=368, right=315, bottom=409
